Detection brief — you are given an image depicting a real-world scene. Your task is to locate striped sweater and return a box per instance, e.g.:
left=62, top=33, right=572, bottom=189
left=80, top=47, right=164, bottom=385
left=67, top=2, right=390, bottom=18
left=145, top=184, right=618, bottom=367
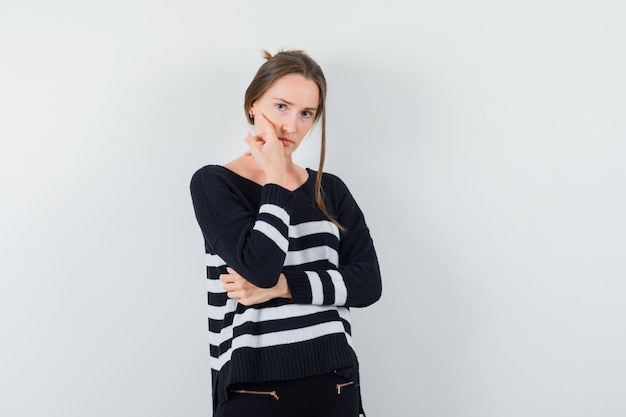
left=190, top=165, right=382, bottom=411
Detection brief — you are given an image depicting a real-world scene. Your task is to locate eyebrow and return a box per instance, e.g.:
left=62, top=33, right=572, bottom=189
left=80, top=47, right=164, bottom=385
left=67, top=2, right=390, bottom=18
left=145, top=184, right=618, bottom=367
left=273, top=97, right=317, bottom=112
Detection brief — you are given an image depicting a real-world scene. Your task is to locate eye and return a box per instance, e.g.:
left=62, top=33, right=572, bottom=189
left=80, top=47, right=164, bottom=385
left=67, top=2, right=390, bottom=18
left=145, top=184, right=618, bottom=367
left=276, top=103, right=286, bottom=110
left=301, top=110, right=314, bottom=119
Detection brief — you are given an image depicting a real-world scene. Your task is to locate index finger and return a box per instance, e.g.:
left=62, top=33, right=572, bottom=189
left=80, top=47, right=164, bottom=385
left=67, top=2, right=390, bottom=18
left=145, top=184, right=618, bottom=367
left=254, top=113, right=277, bottom=140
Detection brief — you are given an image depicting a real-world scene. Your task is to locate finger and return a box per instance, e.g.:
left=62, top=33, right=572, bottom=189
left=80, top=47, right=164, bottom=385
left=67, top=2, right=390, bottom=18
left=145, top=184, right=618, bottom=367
left=219, top=273, right=234, bottom=283
left=244, top=132, right=265, bottom=152
left=254, top=113, right=278, bottom=141
left=253, top=111, right=267, bottom=132
left=243, top=132, right=253, bottom=155
left=244, top=132, right=260, bottom=145
left=243, top=134, right=262, bottom=159
left=260, top=112, right=275, bottom=125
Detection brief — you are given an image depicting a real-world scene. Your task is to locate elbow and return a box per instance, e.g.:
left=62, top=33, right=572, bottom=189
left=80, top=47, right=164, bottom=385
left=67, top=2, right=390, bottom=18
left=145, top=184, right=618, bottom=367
left=365, top=280, right=383, bottom=307
left=251, top=276, right=280, bottom=289
left=237, top=266, right=280, bottom=289
left=373, top=281, right=383, bottom=304
left=351, top=274, right=382, bottom=308
left=365, top=265, right=383, bottom=305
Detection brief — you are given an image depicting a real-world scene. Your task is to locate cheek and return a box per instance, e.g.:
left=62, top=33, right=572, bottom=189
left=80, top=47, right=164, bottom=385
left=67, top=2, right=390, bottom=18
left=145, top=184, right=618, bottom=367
left=298, top=118, right=314, bottom=130
left=259, top=107, right=280, bottom=126
left=254, top=101, right=276, bottom=117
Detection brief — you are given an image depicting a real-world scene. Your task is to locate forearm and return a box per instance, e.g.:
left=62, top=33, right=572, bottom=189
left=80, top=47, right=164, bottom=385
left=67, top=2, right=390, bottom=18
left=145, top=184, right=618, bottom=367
left=222, top=269, right=291, bottom=306
left=284, top=262, right=382, bottom=307
left=191, top=168, right=295, bottom=288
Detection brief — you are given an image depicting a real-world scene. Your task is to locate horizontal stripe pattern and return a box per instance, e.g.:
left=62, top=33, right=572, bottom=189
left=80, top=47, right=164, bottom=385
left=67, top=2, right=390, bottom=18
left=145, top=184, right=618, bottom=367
left=205, top=214, right=352, bottom=373
left=284, top=245, right=338, bottom=267
left=251, top=203, right=291, bottom=253
left=259, top=203, right=290, bottom=225
left=289, top=220, right=339, bottom=239
left=191, top=165, right=379, bottom=409
left=215, top=322, right=351, bottom=370
left=253, top=220, right=289, bottom=253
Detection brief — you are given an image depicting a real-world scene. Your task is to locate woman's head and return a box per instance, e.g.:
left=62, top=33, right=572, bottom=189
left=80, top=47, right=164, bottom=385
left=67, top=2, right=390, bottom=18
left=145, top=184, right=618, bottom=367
left=244, top=50, right=343, bottom=232
left=244, top=50, right=326, bottom=126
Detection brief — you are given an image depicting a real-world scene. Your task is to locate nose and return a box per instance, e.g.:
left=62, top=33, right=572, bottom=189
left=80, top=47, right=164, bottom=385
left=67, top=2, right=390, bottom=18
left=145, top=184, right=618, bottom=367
left=282, top=115, right=297, bottom=134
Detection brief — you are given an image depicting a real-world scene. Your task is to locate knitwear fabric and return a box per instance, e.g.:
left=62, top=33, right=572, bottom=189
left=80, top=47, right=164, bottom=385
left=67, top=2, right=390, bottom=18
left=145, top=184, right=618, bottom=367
left=190, top=165, right=382, bottom=412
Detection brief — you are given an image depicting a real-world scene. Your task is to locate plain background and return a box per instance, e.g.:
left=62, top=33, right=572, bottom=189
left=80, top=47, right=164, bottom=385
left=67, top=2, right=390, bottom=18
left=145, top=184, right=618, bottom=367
left=1, top=1, right=625, bottom=416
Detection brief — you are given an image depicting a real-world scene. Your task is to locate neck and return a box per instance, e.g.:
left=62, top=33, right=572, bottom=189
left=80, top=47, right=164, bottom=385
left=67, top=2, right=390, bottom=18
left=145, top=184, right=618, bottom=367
left=226, top=155, right=307, bottom=191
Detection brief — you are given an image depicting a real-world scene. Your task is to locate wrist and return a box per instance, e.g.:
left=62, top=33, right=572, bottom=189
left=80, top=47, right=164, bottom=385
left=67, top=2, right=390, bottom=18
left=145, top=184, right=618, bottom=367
left=265, top=172, right=286, bottom=187
left=275, top=273, right=292, bottom=299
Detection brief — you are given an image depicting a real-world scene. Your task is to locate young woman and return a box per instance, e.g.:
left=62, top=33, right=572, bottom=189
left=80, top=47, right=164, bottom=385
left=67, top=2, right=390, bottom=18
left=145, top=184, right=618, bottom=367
left=190, top=49, right=382, bottom=417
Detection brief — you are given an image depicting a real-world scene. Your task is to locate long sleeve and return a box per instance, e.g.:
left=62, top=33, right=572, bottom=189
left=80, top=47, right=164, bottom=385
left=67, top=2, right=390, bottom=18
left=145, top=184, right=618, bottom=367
left=190, top=166, right=295, bottom=288
left=283, top=175, right=382, bottom=307
left=191, top=166, right=379, bottom=409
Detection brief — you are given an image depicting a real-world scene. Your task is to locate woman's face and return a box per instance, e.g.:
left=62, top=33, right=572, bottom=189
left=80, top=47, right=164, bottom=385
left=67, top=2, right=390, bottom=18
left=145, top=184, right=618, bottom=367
left=251, top=73, right=320, bottom=156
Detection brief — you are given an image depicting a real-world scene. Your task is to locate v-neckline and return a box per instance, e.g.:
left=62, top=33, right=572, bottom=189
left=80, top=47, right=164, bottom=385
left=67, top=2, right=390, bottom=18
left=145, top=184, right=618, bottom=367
left=215, top=165, right=313, bottom=192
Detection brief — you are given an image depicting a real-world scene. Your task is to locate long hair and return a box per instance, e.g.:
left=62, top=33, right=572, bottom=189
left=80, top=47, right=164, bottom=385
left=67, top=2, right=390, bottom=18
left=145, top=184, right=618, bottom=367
left=244, top=49, right=344, bottom=232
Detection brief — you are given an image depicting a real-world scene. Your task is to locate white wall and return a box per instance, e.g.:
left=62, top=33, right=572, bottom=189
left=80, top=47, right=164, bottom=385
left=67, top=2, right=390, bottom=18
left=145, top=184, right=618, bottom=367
left=1, top=1, right=625, bottom=416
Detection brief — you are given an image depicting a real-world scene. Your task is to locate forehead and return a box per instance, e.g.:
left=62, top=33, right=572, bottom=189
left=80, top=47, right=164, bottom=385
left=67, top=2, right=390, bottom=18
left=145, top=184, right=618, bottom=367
left=263, top=73, right=319, bottom=108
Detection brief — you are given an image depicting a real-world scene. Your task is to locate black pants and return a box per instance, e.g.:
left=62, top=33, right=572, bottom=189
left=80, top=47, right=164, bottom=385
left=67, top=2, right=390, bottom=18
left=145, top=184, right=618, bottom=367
left=214, top=372, right=360, bottom=417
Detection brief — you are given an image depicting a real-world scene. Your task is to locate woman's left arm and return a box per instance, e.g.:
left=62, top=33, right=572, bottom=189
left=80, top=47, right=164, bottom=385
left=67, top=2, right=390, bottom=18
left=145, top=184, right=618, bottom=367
left=283, top=225, right=382, bottom=307
left=281, top=176, right=382, bottom=308
left=221, top=175, right=382, bottom=308
left=221, top=226, right=381, bottom=308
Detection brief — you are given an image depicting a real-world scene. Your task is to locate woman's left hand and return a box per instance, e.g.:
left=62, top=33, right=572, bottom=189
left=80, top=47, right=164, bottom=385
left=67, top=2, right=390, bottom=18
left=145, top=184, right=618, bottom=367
left=220, top=267, right=291, bottom=306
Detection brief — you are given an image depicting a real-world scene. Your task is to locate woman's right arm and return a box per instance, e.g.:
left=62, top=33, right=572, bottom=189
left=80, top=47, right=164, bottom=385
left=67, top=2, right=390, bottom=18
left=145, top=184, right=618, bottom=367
left=190, top=167, right=293, bottom=288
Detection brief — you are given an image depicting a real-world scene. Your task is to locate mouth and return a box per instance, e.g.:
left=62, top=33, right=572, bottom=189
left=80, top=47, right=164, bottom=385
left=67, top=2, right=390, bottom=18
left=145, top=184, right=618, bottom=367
left=279, top=138, right=294, bottom=146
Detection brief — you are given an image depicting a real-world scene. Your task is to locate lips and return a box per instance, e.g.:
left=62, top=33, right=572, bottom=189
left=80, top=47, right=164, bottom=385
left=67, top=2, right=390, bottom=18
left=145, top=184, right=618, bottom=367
left=279, top=138, right=293, bottom=146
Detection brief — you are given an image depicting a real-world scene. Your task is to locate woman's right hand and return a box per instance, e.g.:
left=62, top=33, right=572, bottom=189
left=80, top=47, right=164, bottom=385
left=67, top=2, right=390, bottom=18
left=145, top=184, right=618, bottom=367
left=244, top=113, right=286, bottom=186
left=220, top=267, right=291, bottom=306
